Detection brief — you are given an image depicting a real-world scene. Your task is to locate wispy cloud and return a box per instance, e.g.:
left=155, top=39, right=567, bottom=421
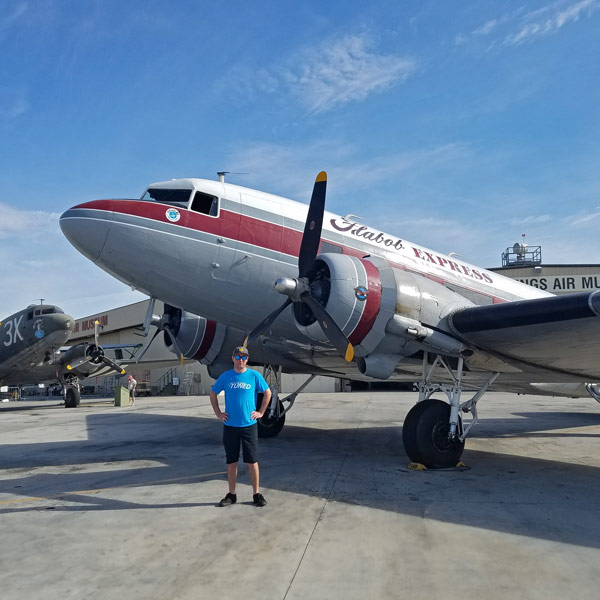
left=285, top=35, right=417, bottom=114
left=456, top=0, right=598, bottom=48
left=568, top=210, right=600, bottom=226
left=504, top=0, right=599, bottom=46
left=509, top=214, right=553, bottom=225
left=0, top=202, right=59, bottom=238
left=215, top=33, right=416, bottom=115
left=226, top=139, right=468, bottom=201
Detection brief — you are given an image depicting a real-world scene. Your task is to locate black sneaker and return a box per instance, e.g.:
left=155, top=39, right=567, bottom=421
left=218, top=492, right=237, bottom=507
left=253, top=493, right=267, bottom=507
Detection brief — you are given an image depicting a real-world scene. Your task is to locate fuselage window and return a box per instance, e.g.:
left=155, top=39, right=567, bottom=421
left=141, top=188, right=192, bottom=208
left=191, top=191, right=219, bottom=217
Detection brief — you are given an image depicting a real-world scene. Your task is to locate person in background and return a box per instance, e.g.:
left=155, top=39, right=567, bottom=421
left=128, top=374, right=137, bottom=406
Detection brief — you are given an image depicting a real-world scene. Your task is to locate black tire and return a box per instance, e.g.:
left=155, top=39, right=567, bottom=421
left=402, top=400, right=432, bottom=464
left=65, top=387, right=81, bottom=408
left=257, top=398, right=285, bottom=438
left=403, top=399, right=464, bottom=468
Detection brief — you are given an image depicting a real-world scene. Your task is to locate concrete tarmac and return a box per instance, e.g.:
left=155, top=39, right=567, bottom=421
left=1, top=391, right=600, bottom=600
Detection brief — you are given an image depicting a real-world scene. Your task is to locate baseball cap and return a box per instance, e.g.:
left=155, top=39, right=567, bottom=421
left=233, top=346, right=249, bottom=356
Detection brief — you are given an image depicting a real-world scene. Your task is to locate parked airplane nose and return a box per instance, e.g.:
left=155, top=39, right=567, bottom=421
left=60, top=201, right=113, bottom=262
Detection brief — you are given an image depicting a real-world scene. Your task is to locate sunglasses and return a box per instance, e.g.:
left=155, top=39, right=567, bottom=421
left=233, top=355, right=248, bottom=360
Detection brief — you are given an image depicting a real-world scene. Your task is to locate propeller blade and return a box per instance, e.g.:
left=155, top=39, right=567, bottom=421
left=94, top=320, right=100, bottom=347
left=163, top=323, right=184, bottom=360
left=136, top=328, right=161, bottom=363
left=66, top=356, right=91, bottom=371
left=245, top=298, right=292, bottom=347
left=301, top=293, right=354, bottom=362
left=100, top=355, right=126, bottom=375
left=298, top=171, right=327, bottom=278
left=142, top=297, right=157, bottom=334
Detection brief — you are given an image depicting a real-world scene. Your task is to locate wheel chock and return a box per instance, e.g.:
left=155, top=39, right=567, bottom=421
left=407, top=462, right=427, bottom=471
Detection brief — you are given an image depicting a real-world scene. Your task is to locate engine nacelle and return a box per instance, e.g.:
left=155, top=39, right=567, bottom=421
left=162, top=306, right=226, bottom=363
left=293, top=253, right=474, bottom=378
left=161, top=306, right=244, bottom=378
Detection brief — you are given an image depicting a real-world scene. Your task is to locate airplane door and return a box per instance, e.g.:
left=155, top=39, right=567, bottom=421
left=211, top=195, right=241, bottom=283
left=232, top=193, right=284, bottom=288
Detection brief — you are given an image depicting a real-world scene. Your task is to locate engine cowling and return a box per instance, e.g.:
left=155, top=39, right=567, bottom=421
left=162, top=305, right=226, bottom=363
left=161, top=305, right=245, bottom=378
left=292, top=253, right=474, bottom=378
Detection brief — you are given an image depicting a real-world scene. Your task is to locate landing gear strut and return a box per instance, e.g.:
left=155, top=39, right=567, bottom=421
left=256, top=365, right=315, bottom=438
left=402, top=352, right=499, bottom=468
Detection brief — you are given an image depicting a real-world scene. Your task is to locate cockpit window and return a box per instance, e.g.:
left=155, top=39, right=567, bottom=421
left=190, top=191, right=219, bottom=217
left=141, top=188, right=192, bottom=207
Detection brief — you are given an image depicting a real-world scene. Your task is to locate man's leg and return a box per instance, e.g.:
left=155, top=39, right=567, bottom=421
left=248, top=462, right=259, bottom=494
left=227, top=462, right=238, bottom=494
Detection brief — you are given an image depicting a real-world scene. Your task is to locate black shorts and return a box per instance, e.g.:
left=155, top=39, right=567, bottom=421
left=223, top=424, right=259, bottom=464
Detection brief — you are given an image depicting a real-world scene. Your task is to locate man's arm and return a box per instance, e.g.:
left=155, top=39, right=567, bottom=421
left=251, top=388, right=272, bottom=420
left=209, top=390, right=228, bottom=422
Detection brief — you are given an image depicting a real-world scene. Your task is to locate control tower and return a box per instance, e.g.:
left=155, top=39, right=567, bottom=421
left=491, top=236, right=600, bottom=295
left=501, top=236, right=542, bottom=268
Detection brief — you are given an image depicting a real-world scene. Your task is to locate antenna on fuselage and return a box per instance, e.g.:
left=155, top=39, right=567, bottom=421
left=217, top=171, right=249, bottom=183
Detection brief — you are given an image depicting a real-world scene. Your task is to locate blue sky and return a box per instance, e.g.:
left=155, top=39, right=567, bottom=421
left=1, top=0, right=599, bottom=318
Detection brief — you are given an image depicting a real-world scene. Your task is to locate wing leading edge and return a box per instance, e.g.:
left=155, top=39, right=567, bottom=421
left=448, top=290, right=600, bottom=379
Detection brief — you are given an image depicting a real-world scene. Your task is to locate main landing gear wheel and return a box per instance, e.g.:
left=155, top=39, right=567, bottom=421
left=402, top=399, right=464, bottom=468
left=257, top=397, right=286, bottom=438
left=64, top=387, right=81, bottom=408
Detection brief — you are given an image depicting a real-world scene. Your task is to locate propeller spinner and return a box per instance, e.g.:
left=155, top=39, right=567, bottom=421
left=245, top=171, right=354, bottom=362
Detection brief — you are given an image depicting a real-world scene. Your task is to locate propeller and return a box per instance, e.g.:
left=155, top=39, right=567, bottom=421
left=67, top=320, right=126, bottom=374
left=136, top=303, right=184, bottom=363
left=245, top=171, right=354, bottom=362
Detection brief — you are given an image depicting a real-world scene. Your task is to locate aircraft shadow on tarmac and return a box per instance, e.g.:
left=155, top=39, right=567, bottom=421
left=1, top=409, right=600, bottom=549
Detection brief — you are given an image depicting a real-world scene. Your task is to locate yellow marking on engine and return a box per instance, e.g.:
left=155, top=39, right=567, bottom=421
left=345, top=344, right=354, bottom=362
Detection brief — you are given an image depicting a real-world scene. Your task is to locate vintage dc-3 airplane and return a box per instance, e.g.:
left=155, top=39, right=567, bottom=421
left=59, top=172, right=600, bottom=467
left=1, top=303, right=125, bottom=407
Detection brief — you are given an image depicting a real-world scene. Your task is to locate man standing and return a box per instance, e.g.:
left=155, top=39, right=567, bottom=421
left=210, top=346, right=271, bottom=507
left=128, top=375, right=137, bottom=406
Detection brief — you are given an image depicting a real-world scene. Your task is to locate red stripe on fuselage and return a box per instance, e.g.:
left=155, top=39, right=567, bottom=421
left=72, top=199, right=302, bottom=256
left=348, top=259, right=382, bottom=346
left=71, top=199, right=501, bottom=303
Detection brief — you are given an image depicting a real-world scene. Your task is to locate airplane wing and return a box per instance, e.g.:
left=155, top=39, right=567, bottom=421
left=448, top=290, right=600, bottom=379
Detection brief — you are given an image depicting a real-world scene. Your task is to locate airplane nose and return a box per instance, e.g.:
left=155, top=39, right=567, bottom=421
left=46, top=313, right=74, bottom=334
left=60, top=201, right=113, bottom=262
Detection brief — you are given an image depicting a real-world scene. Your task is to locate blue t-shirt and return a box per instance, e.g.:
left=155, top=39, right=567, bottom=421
left=211, top=368, right=269, bottom=428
